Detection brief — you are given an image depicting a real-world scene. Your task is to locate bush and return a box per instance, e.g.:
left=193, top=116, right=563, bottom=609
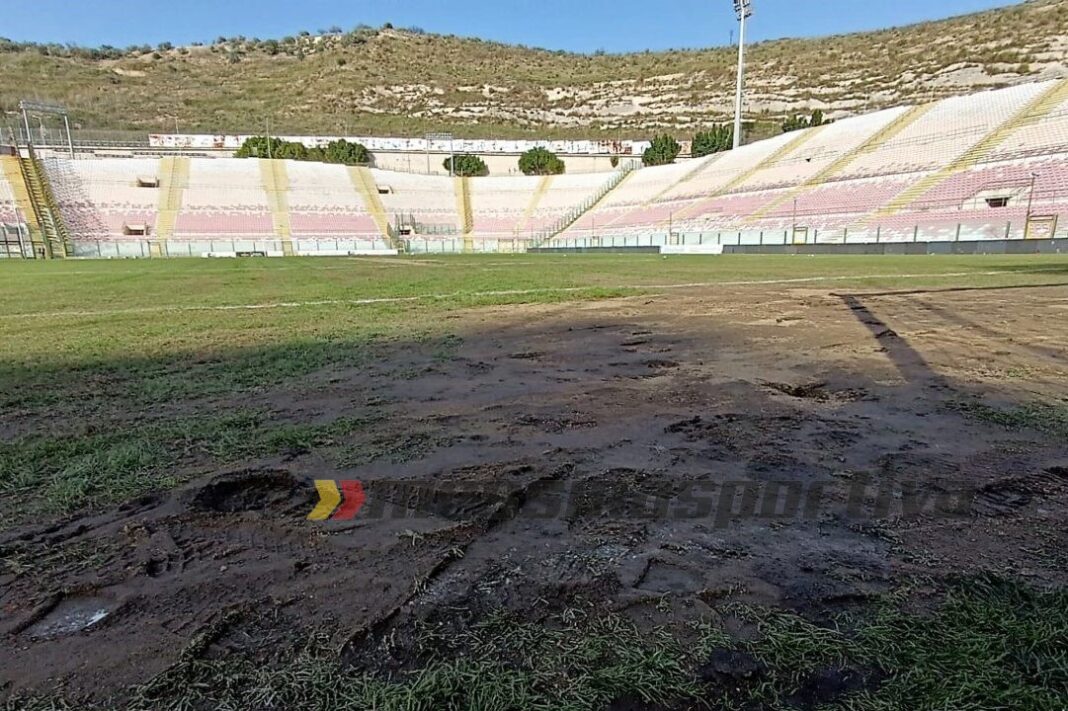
left=642, top=134, right=681, bottom=166
left=518, top=147, right=565, bottom=175
left=445, top=154, right=489, bottom=177
left=782, top=109, right=830, bottom=133
left=276, top=141, right=308, bottom=160
left=235, top=136, right=288, bottom=159
left=692, top=124, right=733, bottom=157
left=235, top=137, right=371, bottom=165
left=324, top=139, right=371, bottom=165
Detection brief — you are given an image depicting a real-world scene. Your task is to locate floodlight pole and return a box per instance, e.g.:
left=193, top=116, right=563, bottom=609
left=732, top=0, right=752, bottom=150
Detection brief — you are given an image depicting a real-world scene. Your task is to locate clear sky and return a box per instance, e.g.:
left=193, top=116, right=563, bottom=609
left=2, top=0, right=1024, bottom=54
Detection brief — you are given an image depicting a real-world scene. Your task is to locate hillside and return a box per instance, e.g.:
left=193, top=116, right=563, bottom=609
left=1, top=0, right=1066, bottom=140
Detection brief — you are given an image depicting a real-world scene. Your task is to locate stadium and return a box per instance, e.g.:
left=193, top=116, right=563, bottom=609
left=4, top=79, right=1068, bottom=258
left=2, top=1, right=1067, bottom=709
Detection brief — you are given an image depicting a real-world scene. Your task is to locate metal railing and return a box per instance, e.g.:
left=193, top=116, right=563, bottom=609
left=529, top=161, right=640, bottom=247
left=0, top=222, right=1043, bottom=260
left=538, top=221, right=1068, bottom=250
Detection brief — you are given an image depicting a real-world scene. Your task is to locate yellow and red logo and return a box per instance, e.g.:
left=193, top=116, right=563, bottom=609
left=308, top=480, right=366, bottom=521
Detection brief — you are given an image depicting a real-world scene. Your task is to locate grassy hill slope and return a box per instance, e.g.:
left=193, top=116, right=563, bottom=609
left=1, top=0, right=1066, bottom=139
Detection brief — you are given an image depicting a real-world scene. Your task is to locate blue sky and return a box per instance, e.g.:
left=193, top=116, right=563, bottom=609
left=3, top=0, right=1022, bottom=53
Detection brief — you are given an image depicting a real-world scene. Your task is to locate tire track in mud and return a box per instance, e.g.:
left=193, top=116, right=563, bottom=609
left=333, top=463, right=573, bottom=656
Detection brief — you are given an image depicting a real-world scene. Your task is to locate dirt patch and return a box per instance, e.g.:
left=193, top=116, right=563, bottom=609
left=3, top=284, right=1068, bottom=703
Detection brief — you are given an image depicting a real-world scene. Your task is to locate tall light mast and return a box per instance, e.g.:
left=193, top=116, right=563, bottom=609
left=732, top=0, right=753, bottom=150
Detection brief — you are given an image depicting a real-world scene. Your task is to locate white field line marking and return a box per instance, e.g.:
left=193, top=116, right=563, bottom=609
left=24, top=259, right=445, bottom=277
left=1, top=269, right=1063, bottom=321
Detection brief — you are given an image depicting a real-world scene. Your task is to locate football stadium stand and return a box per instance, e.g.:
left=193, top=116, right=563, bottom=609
left=18, top=79, right=1068, bottom=257
left=0, top=157, right=28, bottom=258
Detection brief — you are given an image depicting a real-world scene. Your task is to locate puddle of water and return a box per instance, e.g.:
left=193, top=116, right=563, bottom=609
left=25, top=596, right=114, bottom=639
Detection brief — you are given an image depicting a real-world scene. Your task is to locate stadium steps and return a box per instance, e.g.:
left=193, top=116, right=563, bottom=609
left=594, top=153, right=724, bottom=232
left=155, top=156, right=190, bottom=244
left=874, top=79, right=1068, bottom=218
left=546, top=165, right=638, bottom=242
left=668, top=125, right=830, bottom=224
left=5, top=149, right=72, bottom=258
left=515, top=175, right=554, bottom=237
left=455, top=177, right=475, bottom=252
left=743, top=103, right=937, bottom=224
left=24, top=149, right=73, bottom=258
left=348, top=166, right=400, bottom=249
left=648, top=153, right=720, bottom=205
left=0, top=154, right=49, bottom=258
left=957, top=78, right=1068, bottom=169
left=259, top=159, right=295, bottom=256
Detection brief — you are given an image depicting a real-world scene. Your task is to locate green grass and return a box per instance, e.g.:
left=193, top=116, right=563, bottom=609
left=1, top=254, right=1063, bottom=415
left=4, top=254, right=1066, bottom=360
left=2, top=254, right=1066, bottom=526
left=7, top=578, right=1065, bottom=710
left=952, top=399, right=1068, bottom=438
left=0, top=410, right=373, bottom=526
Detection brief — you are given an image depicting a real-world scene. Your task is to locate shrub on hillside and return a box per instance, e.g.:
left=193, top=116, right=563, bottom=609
left=642, top=134, right=681, bottom=166
left=445, top=154, right=489, bottom=177
left=782, top=109, right=830, bottom=133
left=518, top=147, right=565, bottom=175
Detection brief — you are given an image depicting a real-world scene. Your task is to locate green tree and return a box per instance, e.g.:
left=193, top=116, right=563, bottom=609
left=445, top=154, right=489, bottom=177
left=692, top=125, right=734, bottom=157
left=642, top=134, right=681, bottom=166
left=276, top=141, right=308, bottom=160
left=324, top=139, right=372, bottom=165
left=518, top=147, right=565, bottom=175
left=235, top=136, right=289, bottom=158
left=235, top=136, right=371, bottom=166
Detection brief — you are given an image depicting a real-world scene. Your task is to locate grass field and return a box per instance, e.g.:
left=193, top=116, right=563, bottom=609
left=3, top=253, right=1068, bottom=710
left=2, top=253, right=1067, bottom=522
left=6, top=253, right=1068, bottom=362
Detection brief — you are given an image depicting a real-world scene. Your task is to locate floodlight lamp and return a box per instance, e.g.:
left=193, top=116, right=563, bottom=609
left=733, top=0, right=753, bottom=20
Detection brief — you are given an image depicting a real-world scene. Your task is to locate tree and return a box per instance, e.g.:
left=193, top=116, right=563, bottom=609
left=642, top=134, right=681, bottom=166
left=782, top=109, right=830, bottom=133
left=518, top=147, right=565, bottom=175
left=324, top=139, right=371, bottom=165
left=445, top=154, right=489, bottom=177
left=276, top=141, right=308, bottom=160
left=235, top=136, right=372, bottom=166
left=692, top=125, right=734, bottom=157
left=235, top=136, right=289, bottom=159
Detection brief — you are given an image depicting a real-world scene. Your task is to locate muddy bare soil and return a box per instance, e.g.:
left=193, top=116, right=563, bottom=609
left=2, top=283, right=1067, bottom=703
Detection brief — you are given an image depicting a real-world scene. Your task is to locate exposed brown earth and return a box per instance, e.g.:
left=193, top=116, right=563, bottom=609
left=2, top=281, right=1067, bottom=703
